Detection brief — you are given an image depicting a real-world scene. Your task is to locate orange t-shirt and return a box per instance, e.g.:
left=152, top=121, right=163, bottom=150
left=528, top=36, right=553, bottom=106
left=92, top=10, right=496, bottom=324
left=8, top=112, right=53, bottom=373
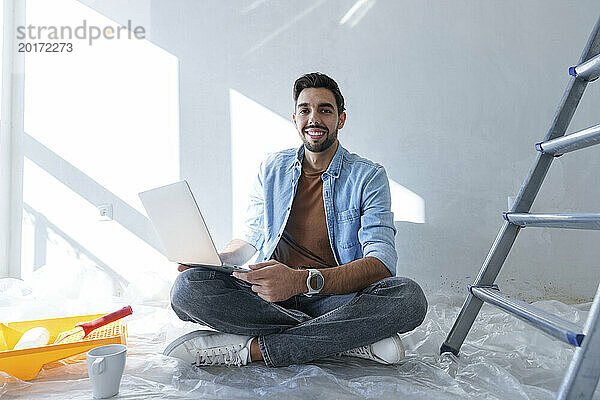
left=272, top=168, right=337, bottom=269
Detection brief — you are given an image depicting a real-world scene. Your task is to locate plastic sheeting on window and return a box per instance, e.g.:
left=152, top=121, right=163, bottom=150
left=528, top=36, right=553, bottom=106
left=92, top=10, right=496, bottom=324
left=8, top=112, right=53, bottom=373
left=1, top=274, right=598, bottom=400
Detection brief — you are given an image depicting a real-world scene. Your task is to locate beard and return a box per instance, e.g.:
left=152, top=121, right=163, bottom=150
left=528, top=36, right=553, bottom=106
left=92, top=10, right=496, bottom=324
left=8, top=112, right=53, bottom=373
left=300, top=127, right=338, bottom=153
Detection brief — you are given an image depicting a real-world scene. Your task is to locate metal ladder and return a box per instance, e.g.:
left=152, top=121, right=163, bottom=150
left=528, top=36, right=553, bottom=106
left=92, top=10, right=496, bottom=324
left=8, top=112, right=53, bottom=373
left=440, top=15, right=600, bottom=400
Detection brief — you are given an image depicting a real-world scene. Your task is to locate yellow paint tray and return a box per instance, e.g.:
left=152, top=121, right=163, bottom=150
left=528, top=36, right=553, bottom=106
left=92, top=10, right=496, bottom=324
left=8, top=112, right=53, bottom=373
left=0, top=314, right=127, bottom=381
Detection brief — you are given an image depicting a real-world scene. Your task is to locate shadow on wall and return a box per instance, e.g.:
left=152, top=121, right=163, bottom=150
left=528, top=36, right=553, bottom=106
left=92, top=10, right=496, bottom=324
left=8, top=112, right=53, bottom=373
left=24, top=133, right=163, bottom=253
left=21, top=131, right=177, bottom=285
left=22, top=203, right=129, bottom=292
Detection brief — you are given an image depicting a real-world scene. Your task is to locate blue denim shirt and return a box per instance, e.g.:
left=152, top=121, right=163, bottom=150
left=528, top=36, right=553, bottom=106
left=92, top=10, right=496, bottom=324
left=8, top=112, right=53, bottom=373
left=241, top=143, right=397, bottom=276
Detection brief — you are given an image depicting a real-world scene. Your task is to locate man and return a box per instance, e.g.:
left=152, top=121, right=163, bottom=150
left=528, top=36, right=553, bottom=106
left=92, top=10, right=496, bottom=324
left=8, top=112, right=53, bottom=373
left=166, top=72, right=427, bottom=367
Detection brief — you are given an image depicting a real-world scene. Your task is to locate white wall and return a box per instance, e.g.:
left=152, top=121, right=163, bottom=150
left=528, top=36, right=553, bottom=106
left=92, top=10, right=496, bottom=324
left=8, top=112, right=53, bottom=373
left=26, top=0, right=600, bottom=303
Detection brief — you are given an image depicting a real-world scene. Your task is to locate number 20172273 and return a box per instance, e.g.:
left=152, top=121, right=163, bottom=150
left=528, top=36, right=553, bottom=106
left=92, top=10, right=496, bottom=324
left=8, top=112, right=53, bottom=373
left=18, top=42, right=73, bottom=52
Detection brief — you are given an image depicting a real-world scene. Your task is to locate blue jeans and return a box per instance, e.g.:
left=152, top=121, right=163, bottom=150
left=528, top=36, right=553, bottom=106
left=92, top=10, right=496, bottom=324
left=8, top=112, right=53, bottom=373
left=170, top=268, right=428, bottom=367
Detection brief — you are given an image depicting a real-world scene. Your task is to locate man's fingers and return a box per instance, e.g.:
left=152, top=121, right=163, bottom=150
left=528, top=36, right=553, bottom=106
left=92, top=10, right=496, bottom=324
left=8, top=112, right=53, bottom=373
left=251, top=285, right=275, bottom=302
left=247, top=272, right=267, bottom=283
left=239, top=265, right=271, bottom=281
left=234, top=270, right=264, bottom=284
left=232, top=271, right=247, bottom=281
left=249, top=260, right=277, bottom=270
left=251, top=284, right=263, bottom=294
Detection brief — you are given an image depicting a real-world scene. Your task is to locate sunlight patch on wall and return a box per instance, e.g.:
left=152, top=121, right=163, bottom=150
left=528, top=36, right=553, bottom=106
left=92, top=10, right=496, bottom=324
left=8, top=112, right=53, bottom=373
left=389, top=179, right=425, bottom=224
left=23, top=0, right=179, bottom=214
left=229, top=89, right=298, bottom=238
left=339, top=0, right=376, bottom=28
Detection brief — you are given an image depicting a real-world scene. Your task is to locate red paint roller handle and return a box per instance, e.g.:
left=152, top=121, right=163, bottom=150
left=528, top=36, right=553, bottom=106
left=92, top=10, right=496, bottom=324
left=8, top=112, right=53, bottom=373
left=77, top=305, right=133, bottom=338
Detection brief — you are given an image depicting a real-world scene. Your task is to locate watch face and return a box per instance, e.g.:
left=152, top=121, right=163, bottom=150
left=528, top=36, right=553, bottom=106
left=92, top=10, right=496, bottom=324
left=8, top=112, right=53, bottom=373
left=309, top=273, right=324, bottom=291
left=309, top=275, right=319, bottom=289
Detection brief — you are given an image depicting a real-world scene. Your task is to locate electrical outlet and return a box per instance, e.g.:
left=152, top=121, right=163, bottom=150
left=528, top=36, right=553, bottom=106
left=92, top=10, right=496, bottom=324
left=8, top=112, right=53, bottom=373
left=98, top=204, right=113, bottom=221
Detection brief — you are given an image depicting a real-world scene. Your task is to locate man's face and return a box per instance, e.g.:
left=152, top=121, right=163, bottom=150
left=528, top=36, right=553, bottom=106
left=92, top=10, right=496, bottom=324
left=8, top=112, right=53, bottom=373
left=293, top=88, right=346, bottom=153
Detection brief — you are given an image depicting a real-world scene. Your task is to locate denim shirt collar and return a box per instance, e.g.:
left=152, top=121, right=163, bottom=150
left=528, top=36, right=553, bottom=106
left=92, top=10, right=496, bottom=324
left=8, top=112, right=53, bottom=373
left=293, top=142, right=346, bottom=179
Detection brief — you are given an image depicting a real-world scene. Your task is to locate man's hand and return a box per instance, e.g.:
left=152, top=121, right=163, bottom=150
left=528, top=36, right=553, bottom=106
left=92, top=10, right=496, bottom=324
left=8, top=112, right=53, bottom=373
left=233, top=260, right=306, bottom=302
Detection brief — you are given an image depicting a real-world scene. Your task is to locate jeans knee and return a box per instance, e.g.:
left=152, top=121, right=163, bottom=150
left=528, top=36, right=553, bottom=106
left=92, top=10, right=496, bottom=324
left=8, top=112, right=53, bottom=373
left=170, top=272, right=186, bottom=309
left=409, top=279, right=428, bottom=327
left=170, top=268, right=216, bottom=315
left=387, top=277, right=428, bottom=331
left=170, top=271, right=191, bottom=315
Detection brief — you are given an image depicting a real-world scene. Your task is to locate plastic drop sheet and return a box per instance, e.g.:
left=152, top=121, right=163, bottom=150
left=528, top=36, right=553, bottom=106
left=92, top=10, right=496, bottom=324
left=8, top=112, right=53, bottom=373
left=1, top=275, right=599, bottom=400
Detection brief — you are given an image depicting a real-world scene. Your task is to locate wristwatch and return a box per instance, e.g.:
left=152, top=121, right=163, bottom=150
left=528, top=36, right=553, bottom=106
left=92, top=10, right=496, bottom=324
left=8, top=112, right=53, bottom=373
left=304, top=269, right=324, bottom=297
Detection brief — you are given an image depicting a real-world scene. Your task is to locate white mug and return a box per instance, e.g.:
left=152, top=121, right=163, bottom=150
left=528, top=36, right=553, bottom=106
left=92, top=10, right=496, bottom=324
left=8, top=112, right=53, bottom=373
left=86, top=344, right=127, bottom=399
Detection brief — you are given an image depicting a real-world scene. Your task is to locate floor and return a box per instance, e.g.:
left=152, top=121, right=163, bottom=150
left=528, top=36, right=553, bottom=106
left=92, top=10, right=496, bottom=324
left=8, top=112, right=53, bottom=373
left=1, top=276, right=598, bottom=400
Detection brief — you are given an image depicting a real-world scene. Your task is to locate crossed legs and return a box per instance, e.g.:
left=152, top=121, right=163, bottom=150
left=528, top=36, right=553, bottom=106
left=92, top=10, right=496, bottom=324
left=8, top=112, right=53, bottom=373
left=170, top=268, right=427, bottom=367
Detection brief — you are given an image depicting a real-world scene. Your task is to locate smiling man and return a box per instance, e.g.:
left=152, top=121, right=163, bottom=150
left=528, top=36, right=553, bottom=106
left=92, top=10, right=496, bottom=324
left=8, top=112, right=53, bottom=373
left=166, top=72, right=428, bottom=367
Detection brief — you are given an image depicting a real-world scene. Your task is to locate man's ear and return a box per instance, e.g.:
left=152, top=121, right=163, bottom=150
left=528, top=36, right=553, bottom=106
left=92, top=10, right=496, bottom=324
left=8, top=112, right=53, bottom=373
left=292, top=113, right=296, bottom=125
left=338, top=112, right=347, bottom=129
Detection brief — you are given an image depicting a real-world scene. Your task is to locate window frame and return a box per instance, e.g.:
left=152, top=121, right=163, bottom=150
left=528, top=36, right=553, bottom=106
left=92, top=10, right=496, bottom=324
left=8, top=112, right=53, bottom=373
left=0, top=0, right=25, bottom=278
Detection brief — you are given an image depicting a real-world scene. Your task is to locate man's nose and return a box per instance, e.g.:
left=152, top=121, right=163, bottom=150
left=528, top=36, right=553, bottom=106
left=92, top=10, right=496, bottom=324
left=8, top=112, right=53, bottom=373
left=308, top=110, right=320, bottom=125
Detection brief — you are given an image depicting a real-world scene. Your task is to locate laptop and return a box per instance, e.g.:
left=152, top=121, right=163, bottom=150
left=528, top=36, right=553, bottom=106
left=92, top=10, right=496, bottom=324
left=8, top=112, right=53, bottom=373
left=139, top=180, right=248, bottom=274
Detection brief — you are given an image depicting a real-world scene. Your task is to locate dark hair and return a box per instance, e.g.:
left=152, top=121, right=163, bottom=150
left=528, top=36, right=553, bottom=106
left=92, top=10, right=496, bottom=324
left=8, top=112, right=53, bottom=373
left=293, top=72, right=345, bottom=114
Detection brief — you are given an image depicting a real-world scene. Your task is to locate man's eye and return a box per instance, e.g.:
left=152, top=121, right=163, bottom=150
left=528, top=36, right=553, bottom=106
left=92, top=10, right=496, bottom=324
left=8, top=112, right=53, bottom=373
left=321, top=109, right=332, bottom=113
left=299, top=109, right=308, bottom=114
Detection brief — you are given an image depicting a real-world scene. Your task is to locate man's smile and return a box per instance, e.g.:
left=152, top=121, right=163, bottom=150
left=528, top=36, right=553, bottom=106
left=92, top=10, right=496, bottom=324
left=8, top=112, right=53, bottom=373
left=304, top=126, right=328, bottom=139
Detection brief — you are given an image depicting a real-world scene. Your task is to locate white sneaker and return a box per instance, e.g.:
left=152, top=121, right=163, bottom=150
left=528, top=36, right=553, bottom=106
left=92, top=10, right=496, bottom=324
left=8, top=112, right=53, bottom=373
left=163, top=330, right=252, bottom=367
left=341, top=334, right=405, bottom=365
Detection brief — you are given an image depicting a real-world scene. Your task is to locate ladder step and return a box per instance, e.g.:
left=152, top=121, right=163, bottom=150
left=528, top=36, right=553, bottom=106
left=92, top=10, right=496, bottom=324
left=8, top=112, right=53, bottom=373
left=470, top=286, right=585, bottom=347
left=569, top=53, right=600, bottom=81
left=503, top=212, right=600, bottom=230
left=536, top=123, right=600, bottom=155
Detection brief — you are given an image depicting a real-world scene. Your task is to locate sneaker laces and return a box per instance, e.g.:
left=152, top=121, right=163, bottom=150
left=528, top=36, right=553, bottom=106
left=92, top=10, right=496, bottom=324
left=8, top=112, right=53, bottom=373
left=194, top=343, right=247, bottom=367
left=341, top=345, right=372, bottom=359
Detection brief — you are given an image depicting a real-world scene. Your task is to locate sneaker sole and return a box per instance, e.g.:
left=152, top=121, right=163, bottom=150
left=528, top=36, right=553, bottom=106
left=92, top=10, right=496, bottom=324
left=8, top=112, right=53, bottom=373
left=389, top=333, right=405, bottom=362
left=163, top=329, right=217, bottom=357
